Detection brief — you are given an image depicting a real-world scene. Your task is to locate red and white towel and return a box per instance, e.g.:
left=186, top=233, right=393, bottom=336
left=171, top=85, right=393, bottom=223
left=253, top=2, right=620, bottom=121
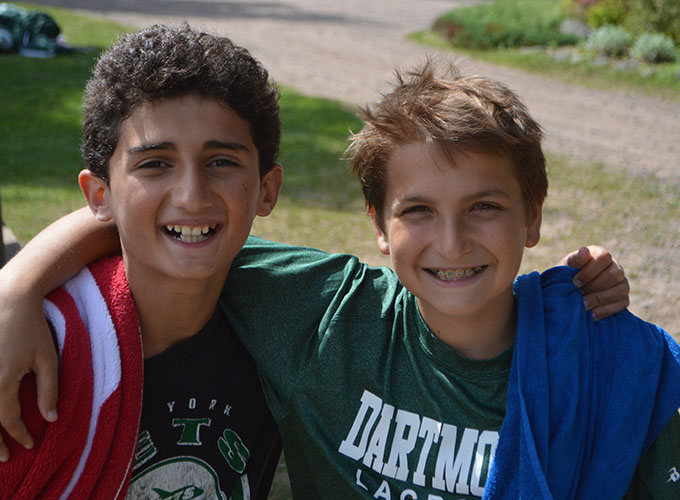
left=0, top=257, right=143, bottom=499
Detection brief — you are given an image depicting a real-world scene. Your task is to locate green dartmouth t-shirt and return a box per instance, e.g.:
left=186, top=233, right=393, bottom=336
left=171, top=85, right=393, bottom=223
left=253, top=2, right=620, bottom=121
left=219, top=236, right=680, bottom=499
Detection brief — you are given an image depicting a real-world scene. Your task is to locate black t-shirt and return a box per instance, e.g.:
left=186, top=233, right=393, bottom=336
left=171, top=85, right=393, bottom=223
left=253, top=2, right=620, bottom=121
left=126, top=308, right=280, bottom=500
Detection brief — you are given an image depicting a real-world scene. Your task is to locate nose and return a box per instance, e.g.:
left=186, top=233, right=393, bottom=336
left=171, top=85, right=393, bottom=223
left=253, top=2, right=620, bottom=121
left=434, top=215, right=471, bottom=258
left=171, top=166, right=214, bottom=212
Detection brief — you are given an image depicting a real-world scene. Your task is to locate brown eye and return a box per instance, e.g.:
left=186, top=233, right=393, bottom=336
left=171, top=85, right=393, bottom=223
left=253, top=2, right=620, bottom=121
left=138, top=160, right=169, bottom=169
left=402, top=205, right=430, bottom=215
left=208, top=158, right=239, bottom=168
left=472, top=202, right=501, bottom=211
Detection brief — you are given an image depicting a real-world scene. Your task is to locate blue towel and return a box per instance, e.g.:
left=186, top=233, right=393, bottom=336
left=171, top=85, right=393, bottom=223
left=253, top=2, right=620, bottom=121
left=484, top=266, right=680, bottom=499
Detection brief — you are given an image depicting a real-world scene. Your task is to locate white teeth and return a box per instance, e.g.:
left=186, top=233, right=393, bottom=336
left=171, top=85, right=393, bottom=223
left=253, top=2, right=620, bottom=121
left=181, top=234, right=202, bottom=243
left=164, top=224, right=217, bottom=243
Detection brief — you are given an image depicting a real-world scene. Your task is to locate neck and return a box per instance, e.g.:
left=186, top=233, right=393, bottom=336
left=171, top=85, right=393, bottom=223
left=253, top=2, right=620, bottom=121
left=420, top=293, right=517, bottom=360
left=125, top=263, right=228, bottom=359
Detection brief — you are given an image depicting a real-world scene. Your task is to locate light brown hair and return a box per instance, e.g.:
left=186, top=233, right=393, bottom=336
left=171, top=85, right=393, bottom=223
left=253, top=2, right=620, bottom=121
left=347, top=61, right=547, bottom=227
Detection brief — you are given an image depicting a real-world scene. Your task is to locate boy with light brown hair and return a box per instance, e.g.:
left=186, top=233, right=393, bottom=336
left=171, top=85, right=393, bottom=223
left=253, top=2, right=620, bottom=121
left=341, top=64, right=680, bottom=497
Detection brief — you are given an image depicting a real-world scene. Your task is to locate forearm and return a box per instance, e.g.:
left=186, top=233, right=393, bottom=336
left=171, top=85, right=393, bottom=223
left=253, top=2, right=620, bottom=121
left=1, top=207, right=120, bottom=297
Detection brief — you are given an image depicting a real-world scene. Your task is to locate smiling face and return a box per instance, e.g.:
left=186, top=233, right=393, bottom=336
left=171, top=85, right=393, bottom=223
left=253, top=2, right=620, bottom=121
left=373, top=142, right=541, bottom=344
left=80, top=95, right=281, bottom=293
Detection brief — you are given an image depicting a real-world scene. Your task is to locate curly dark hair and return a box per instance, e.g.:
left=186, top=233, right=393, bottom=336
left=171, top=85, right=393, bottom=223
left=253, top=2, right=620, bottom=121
left=82, top=24, right=280, bottom=181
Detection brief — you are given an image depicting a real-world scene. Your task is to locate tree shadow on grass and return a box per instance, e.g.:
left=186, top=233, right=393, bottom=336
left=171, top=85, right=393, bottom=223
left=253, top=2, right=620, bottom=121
left=277, top=89, right=366, bottom=211
left=1, top=52, right=99, bottom=189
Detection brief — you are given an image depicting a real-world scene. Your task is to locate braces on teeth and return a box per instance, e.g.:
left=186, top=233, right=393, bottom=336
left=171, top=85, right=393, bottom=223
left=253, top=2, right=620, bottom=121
left=435, top=267, right=483, bottom=279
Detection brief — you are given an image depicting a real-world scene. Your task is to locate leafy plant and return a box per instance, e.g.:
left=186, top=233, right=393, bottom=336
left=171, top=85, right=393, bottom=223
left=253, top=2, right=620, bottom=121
left=631, top=32, right=677, bottom=62
left=626, top=0, right=680, bottom=44
left=584, top=24, right=633, bottom=56
left=433, top=0, right=578, bottom=49
left=586, top=0, right=628, bottom=28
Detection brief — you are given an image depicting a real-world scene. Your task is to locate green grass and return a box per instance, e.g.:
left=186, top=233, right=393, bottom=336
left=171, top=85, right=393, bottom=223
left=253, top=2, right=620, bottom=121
left=14, top=2, right=132, bottom=47
left=0, top=3, right=133, bottom=241
left=277, top=91, right=365, bottom=211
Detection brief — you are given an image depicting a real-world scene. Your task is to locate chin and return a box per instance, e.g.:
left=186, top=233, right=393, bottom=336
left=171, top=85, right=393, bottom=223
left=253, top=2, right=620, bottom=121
left=167, top=264, right=222, bottom=282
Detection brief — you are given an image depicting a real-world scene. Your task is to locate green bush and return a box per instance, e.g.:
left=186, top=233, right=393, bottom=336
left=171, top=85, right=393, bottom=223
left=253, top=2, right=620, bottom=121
left=433, top=0, right=578, bottom=49
left=584, top=24, right=633, bottom=56
left=626, top=0, right=680, bottom=44
left=586, top=0, right=628, bottom=28
left=631, top=32, right=677, bottom=62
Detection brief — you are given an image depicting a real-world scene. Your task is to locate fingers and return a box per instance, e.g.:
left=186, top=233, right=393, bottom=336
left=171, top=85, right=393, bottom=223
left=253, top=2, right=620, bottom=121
left=34, top=347, right=59, bottom=423
left=560, top=245, right=630, bottom=319
left=583, top=279, right=631, bottom=320
left=562, top=245, right=630, bottom=320
left=570, top=246, right=617, bottom=288
left=560, top=245, right=590, bottom=270
left=0, top=377, right=33, bottom=461
left=579, top=264, right=627, bottom=297
left=0, top=303, right=60, bottom=461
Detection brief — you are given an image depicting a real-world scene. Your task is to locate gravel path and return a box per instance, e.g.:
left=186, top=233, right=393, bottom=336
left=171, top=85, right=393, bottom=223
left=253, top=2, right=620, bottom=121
left=33, top=0, right=680, bottom=181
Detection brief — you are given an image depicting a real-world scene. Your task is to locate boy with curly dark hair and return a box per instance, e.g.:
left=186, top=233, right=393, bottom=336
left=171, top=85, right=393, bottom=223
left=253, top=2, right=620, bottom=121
left=0, top=24, right=283, bottom=499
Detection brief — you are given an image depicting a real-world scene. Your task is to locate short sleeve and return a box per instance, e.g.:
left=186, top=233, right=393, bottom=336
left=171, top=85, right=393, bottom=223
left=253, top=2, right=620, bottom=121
left=218, top=237, right=367, bottom=418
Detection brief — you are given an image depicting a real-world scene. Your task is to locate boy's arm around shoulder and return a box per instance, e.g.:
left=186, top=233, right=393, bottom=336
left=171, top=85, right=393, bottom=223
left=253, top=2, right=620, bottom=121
left=0, top=207, right=119, bottom=461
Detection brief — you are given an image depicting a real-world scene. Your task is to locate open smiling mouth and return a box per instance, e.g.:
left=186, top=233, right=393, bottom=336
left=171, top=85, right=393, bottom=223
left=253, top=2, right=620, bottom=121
left=426, top=266, right=486, bottom=281
left=164, top=224, right=217, bottom=243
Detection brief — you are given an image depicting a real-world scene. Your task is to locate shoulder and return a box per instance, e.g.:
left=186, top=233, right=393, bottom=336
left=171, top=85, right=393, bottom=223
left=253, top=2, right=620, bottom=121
left=232, top=236, right=399, bottom=293
left=239, top=236, right=354, bottom=267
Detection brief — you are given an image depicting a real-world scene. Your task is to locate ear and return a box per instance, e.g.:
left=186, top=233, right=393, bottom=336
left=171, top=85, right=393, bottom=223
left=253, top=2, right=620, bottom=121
left=78, top=170, right=113, bottom=222
left=524, top=205, right=542, bottom=249
left=256, top=163, right=283, bottom=217
left=370, top=206, right=390, bottom=256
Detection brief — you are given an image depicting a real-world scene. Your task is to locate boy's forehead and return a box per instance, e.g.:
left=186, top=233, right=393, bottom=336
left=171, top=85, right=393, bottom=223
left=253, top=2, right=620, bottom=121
left=106, top=95, right=260, bottom=178
left=387, top=142, right=516, bottom=174
left=383, top=142, right=519, bottom=197
left=119, top=96, right=256, bottom=149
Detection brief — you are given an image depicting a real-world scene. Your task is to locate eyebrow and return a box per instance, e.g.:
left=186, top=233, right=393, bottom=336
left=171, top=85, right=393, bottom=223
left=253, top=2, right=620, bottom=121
left=127, top=142, right=175, bottom=154
left=395, top=194, right=435, bottom=205
left=395, top=188, right=513, bottom=205
left=204, top=140, right=250, bottom=152
left=127, top=140, right=250, bottom=155
left=462, top=188, right=513, bottom=202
